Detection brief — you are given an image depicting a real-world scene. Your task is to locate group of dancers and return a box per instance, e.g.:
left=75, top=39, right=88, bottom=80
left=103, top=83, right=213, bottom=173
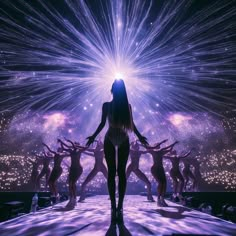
left=29, top=138, right=107, bottom=209
left=29, top=79, right=201, bottom=225
left=29, top=137, right=200, bottom=209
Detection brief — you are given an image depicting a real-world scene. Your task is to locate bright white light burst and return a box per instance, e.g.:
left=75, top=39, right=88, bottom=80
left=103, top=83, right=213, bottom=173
left=0, top=0, right=235, bottom=123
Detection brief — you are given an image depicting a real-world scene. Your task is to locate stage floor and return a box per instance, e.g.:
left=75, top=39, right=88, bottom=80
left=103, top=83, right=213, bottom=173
left=0, top=195, right=235, bottom=236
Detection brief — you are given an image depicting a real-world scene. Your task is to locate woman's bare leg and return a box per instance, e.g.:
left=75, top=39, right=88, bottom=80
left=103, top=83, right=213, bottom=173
left=170, top=172, right=178, bottom=196
left=161, top=181, right=167, bottom=197
left=117, top=139, right=130, bottom=210
left=72, top=182, right=77, bottom=199
left=188, top=171, right=197, bottom=191
left=48, top=181, right=53, bottom=195
left=176, top=172, right=184, bottom=195
left=36, top=171, right=44, bottom=190
left=53, top=182, right=58, bottom=196
left=104, top=137, right=116, bottom=210
left=151, top=169, right=161, bottom=198
left=133, top=169, right=153, bottom=199
left=46, top=169, right=51, bottom=188
left=183, top=174, right=189, bottom=191
left=126, top=164, right=133, bottom=180
left=79, top=168, right=97, bottom=201
left=68, top=181, right=73, bottom=199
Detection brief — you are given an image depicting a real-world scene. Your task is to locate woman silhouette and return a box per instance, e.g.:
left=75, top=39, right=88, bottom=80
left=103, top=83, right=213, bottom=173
left=182, top=157, right=197, bottom=191
left=86, top=79, right=148, bottom=224
left=168, top=149, right=191, bottom=201
left=126, top=141, right=155, bottom=202
left=79, top=140, right=108, bottom=202
left=35, top=151, right=53, bottom=191
left=58, top=138, right=90, bottom=209
left=42, top=143, right=68, bottom=201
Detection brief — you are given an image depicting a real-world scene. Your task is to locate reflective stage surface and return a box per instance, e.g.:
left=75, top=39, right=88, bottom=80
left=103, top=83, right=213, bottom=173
left=0, top=196, right=235, bottom=236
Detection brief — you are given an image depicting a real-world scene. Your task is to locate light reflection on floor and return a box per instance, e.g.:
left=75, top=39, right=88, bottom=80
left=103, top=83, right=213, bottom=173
left=0, top=196, right=235, bottom=236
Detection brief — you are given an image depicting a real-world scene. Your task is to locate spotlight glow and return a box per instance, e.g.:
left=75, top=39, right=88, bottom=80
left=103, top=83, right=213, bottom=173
left=0, top=0, right=235, bottom=118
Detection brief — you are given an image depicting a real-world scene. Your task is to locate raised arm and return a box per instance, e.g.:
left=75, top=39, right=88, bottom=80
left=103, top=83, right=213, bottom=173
left=156, top=139, right=168, bottom=147
left=180, top=150, right=192, bottom=158
left=42, top=143, right=56, bottom=155
left=86, top=103, right=108, bottom=146
left=58, top=138, right=70, bottom=148
left=140, top=139, right=169, bottom=149
left=160, top=141, right=178, bottom=153
left=43, top=150, right=53, bottom=159
left=60, top=144, right=71, bottom=153
left=63, top=138, right=76, bottom=149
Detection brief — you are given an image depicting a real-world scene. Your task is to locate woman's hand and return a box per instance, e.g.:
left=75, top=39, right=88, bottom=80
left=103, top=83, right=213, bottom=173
left=138, top=135, right=148, bottom=146
left=86, top=136, right=95, bottom=146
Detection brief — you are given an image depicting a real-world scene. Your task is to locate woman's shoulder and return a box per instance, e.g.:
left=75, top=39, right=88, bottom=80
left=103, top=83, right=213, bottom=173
left=102, top=102, right=111, bottom=108
left=101, top=102, right=110, bottom=113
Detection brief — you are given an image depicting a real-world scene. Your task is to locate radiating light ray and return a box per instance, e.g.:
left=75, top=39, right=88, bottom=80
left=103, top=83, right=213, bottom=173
left=0, top=0, right=235, bottom=124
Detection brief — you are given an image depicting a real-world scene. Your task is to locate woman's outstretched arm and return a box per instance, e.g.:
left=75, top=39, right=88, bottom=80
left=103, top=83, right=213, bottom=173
left=86, top=103, right=108, bottom=146
left=180, top=150, right=192, bottom=158
left=42, top=143, right=56, bottom=155
left=160, top=141, right=178, bottom=155
left=58, top=138, right=73, bottom=148
left=139, top=139, right=168, bottom=149
left=63, top=138, right=77, bottom=149
left=155, top=139, right=169, bottom=147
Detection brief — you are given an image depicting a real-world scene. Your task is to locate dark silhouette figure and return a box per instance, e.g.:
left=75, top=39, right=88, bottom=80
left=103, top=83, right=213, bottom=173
left=35, top=151, right=53, bottom=191
left=43, top=143, right=68, bottom=201
left=126, top=140, right=159, bottom=202
left=182, top=157, right=197, bottom=191
left=79, top=140, right=108, bottom=202
left=191, top=158, right=202, bottom=191
left=147, top=141, right=178, bottom=206
left=28, top=155, right=42, bottom=190
left=58, top=138, right=90, bottom=209
left=86, top=79, right=148, bottom=225
left=168, top=149, right=191, bottom=200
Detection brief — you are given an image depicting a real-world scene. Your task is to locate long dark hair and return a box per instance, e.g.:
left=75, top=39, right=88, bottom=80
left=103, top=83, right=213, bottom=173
left=110, top=79, right=133, bottom=131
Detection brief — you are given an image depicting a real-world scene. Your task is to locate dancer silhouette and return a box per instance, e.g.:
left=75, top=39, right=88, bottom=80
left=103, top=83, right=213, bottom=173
left=147, top=141, right=178, bottom=206
left=79, top=140, right=108, bottom=202
left=43, top=143, right=68, bottom=201
left=182, top=157, right=197, bottom=191
left=28, top=155, right=42, bottom=190
left=168, top=149, right=191, bottom=201
left=58, top=138, right=90, bottom=209
left=86, top=79, right=148, bottom=225
left=35, top=151, right=53, bottom=191
left=126, top=141, right=156, bottom=202
left=191, top=158, right=202, bottom=191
